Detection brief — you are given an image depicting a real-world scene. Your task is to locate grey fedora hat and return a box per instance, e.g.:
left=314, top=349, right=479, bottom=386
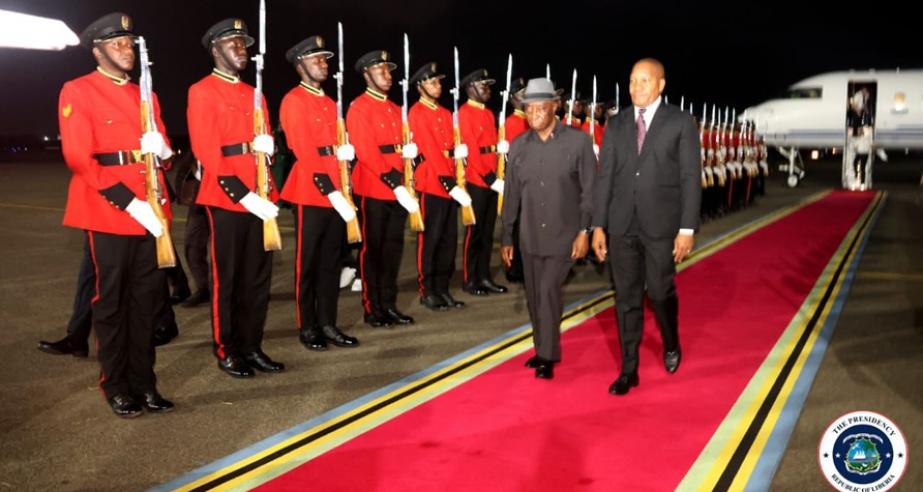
left=521, top=78, right=560, bottom=103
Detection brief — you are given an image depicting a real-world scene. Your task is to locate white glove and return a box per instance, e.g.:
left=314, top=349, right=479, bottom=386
left=140, top=131, right=172, bottom=160
left=239, top=192, right=280, bottom=221
left=125, top=198, right=163, bottom=237
left=489, top=178, right=504, bottom=195
left=327, top=191, right=357, bottom=222
left=252, top=134, right=275, bottom=155
left=453, top=143, right=469, bottom=159
left=393, top=185, right=420, bottom=213
left=401, top=142, right=418, bottom=160
left=592, top=143, right=600, bottom=157
left=336, top=144, right=355, bottom=162
left=496, top=139, right=510, bottom=154
left=448, top=186, right=472, bottom=207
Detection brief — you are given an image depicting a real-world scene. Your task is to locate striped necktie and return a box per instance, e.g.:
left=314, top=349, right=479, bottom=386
left=637, top=107, right=647, bottom=155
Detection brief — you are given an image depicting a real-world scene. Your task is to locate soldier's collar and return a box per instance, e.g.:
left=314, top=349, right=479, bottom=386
left=299, top=81, right=324, bottom=96
left=419, top=96, right=437, bottom=110
left=466, top=99, right=485, bottom=109
left=514, top=109, right=526, bottom=118
left=96, top=66, right=130, bottom=86
left=365, top=87, right=387, bottom=102
left=211, top=68, right=240, bottom=84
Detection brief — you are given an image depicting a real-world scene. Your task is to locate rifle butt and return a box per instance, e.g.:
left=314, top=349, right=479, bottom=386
left=461, top=204, right=476, bottom=226
left=263, top=218, right=282, bottom=251
left=155, top=226, right=176, bottom=268
left=496, top=192, right=504, bottom=216
left=346, top=218, right=362, bottom=244
left=409, top=210, right=425, bottom=232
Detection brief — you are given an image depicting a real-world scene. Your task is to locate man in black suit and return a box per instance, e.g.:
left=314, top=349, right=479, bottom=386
left=591, top=58, right=701, bottom=396
left=501, top=78, right=596, bottom=380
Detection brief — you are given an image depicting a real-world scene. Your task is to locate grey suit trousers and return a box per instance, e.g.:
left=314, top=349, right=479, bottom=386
left=522, top=254, right=574, bottom=362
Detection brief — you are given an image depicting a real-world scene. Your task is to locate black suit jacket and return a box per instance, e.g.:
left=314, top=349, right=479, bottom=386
left=592, top=103, right=701, bottom=239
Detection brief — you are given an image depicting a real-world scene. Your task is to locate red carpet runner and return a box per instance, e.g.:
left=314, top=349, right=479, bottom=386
left=257, top=191, right=874, bottom=491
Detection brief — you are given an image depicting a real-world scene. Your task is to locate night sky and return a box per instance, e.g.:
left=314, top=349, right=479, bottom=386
left=0, top=0, right=918, bottom=139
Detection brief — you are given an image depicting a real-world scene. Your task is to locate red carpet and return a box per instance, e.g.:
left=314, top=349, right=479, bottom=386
left=257, top=191, right=873, bottom=491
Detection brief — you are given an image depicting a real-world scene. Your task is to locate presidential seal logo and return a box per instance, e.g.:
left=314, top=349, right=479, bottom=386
left=819, top=411, right=908, bottom=492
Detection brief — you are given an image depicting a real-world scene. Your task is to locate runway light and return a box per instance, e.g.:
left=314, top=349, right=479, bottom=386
left=811, top=150, right=820, bottom=160
left=0, top=9, right=79, bottom=50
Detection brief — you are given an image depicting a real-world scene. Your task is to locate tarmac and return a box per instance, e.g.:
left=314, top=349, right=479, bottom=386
left=0, top=152, right=919, bottom=490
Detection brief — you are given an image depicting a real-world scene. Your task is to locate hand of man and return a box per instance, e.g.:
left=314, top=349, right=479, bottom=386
left=453, top=143, right=468, bottom=159
left=592, top=143, right=600, bottom=157
left=448, top=186, right=472, bottom=207
left=673, top=232, right=695, bottom=263
left=125, top=198, right=163, bottom=237
left=496, top=139, right=510, bottom=155
left=336, top=143, right=355, bottom=162
left=239, top=192, right=280, bottom=221
left=140, top=131, right=172, bottom=160
left=252, top=134, right=275, bottom=155
left=327, top=190, right=357, bottom=222
left=501, top=245, right=514, bottom=269
left=401, top=142, right=418, bottom=160
left=591, top=227, right=607, bottom=262
left=393, top=185, right=420, bottom=214
left=571, top=231, right=589, bottom=260
left=489, top=178, right=504, bottom=195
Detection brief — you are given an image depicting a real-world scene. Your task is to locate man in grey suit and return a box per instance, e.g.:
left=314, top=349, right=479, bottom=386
left=501, top=78, right=596, bottom=380
left=591, top=58, right=701, bottom=396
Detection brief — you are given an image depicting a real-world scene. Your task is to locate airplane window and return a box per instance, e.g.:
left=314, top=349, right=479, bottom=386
left=784, top=87, right=823, bottom=99
left=891, top=92, right=908, bottom=114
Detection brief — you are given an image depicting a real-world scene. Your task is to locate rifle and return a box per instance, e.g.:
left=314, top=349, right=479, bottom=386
left=452, top=47, right=476, bottom=226
left=137, top=36, right=175, bottom=268
left=566, top=68, right=577, bottom=125
left=253, top=0, right=282, bottom=251
left=588, top=75, right=597, bottom=143
left=400, top=34, right=424, bottom=232
left=335, top=22, right=361, bottom=243
left=496, top=53, right=512, bottom=216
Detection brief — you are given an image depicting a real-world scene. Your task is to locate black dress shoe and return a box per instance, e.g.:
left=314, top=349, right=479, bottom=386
left=505, top=271, right=524, bottom=283
left=152, top=321, right=179, bottom=347
left=182, top=288, right=210, bottom=308
left=383, top=308, right=414, bottom=325
left=299, top=328, right=328, bottom=351
left=137, top=391, right=175, bottom=413
left=608, top=373, right=639, bottom=396
left=479, top=279, right=508, bottom=294
left=664, top=348, right=682, bottom=374
left=169, top=284, right=192, bottom=305
left=363, top=312, right=393, bottom=328
left=439, top=292, right=465, bottom=308
left=535, top=361, right=554, bottom=379
left=420, top=294, right=449, bottom=311
left=462, top=283, right=489, bottom=296
left=217, top=355, right=255, bottom=378
left=107, top=394, right=143, bottom=418
left=241, top=350, right=285, bottom=373
left=321, top=325, right=360, bottom=347
left=37, top=336, right=88, bottom=358
left=524, top=356, right=541, bottom=368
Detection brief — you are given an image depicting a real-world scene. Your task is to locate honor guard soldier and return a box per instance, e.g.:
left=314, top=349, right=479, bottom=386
left=458, top=68, right=508, bottom=296
left=563, top=91, right=585, bottom=128
left=347, top=50, right=419, bottom=327
left=408, top=62, right=472, bottom=310
left=60, top=13, right=175, bottom=417
left=581, top=98, right=605, bottom=148
left=504, top=77, right=529, bottom=143
left=188, top=18, right=285, bottom=378
left=279, top=36, right=360, bottom=350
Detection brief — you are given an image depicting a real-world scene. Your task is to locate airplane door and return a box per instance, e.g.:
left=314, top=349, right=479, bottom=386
left=843, top=81, right=877, bottom=190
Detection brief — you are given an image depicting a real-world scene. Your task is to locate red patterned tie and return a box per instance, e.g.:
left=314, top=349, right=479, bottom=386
left=636, top=107, right=647, bottom=154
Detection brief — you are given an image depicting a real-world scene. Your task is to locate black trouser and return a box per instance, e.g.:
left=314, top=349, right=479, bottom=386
left=608, top=224, right=680, bottom=375
left=522, top=254, right=573, bottom=362
left=184, top=203, right=210, bottom=292
left=357, top=195, right=407, bottom=314
left=416, top=192, right=458, bottom=298
left=205, top=207, right=272, bottom=359
left=86, top=231, right=161, bottom=398
left=463, top=184, right=498, bottom=286
left=295, top=205, right=344, bottom=330
left=506, top=217, right=524, bottom=279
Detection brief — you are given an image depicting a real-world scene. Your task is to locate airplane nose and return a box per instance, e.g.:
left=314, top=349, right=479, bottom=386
left=745, top=106, right=773, bottom=132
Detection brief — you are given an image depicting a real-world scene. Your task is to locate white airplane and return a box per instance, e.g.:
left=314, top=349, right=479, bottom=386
left=744, top=69, right=923, bottom=187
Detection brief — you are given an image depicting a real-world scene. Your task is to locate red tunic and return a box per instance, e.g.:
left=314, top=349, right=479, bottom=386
left=580, top=118, right=604, bottom=146
left=408, top=98, right=454, bottom=199
left=504, top=110, right=528, bottom=143
left=279, top=83, right=341, bottom=208
left=187, top=71, right=277, bottom=213
left=59, top=70, right=172, bottom=235
left=458, top=100, right=497, bottom=189
left=346, top=89, right=403, bottom=201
